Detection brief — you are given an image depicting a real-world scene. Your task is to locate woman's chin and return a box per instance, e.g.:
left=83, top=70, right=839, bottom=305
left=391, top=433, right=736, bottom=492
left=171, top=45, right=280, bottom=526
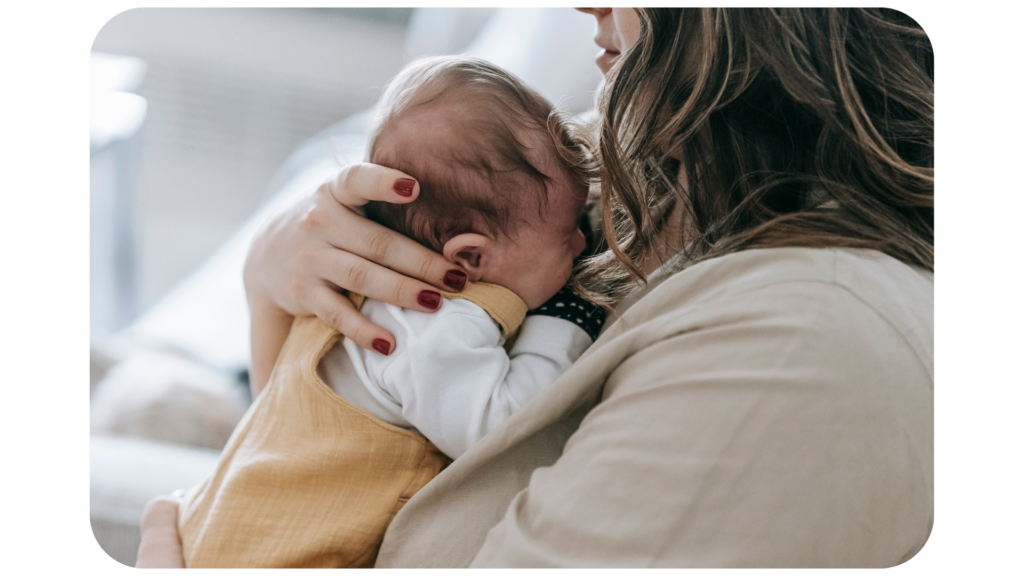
left=596, top=49, right=620, bottom=74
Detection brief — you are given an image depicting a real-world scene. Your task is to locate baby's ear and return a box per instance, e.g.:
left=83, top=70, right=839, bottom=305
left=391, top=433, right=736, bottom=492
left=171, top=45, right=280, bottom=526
left=442, top=233, right=491, bottom=282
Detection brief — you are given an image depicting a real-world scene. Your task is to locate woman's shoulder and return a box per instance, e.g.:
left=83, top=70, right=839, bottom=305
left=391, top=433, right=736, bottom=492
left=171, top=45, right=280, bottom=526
left=635, top=246, right=931, bottom=312
left=626, top=243, right=933, bottom=305
left=666, top=246, right=928, bottom=295
left=615, top=247, right=933, bottom=370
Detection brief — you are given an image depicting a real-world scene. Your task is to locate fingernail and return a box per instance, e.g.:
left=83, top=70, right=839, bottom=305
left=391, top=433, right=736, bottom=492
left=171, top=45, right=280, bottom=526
left=372, top=339, right=392, bottom=355
left=417, top=290, right=441, bottom=310
left=393, top=178, right=416, bottom=197
left=443, top=269, right=467, bottom=291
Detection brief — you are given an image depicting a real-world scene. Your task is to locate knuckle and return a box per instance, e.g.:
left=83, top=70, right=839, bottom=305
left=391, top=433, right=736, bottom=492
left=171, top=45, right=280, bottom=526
left=373, top=167, right=390, bottom=196
left=365, top=229, right=394, bottom=260
left=341, top=164, right=362, bottom=192
left=353, top=324, right=374, bottom=347
left=289, top=277, right=307, bottom=299
left=339, top=311, right=369, bottom=343
left=299, top=204, right=325, bottom=231
left=417, top=259, right=436, bottom=285
left=325, top=310, right=347, bottom=333
left=385, top=282, right=406, bottom=307
left=343, top=261, right=370, bottom=292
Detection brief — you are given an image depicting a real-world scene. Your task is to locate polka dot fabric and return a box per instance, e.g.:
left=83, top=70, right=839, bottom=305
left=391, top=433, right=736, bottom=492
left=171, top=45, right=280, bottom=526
left=527, top=284, right=607, bottom=341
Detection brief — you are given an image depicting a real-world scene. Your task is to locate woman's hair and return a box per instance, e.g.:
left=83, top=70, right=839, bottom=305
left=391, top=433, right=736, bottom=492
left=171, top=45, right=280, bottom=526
left=576, top=8, right=934, bottom=305
left=365, top=55, right=596, bottom=252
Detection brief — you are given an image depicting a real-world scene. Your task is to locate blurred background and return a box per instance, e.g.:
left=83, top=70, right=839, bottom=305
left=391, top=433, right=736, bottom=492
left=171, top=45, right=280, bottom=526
left=93, top=8, right=467, bottom=332
left=90, top=5, right=598, bottom=362
left=90, top=7, right=602, bottom=566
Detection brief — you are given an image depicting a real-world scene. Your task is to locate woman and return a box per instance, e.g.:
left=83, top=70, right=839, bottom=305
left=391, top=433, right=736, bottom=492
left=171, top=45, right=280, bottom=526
left=139, top=8, right=933, bottom=567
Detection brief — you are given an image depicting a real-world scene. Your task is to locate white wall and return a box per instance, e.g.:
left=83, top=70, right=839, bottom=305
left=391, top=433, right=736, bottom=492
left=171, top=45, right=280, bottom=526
left=91, top=8, right=411, bottom=324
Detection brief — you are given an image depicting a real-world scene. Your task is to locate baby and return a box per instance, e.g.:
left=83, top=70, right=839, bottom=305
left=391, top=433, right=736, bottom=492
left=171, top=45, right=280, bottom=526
left=171, top=56, right=605, bottom=568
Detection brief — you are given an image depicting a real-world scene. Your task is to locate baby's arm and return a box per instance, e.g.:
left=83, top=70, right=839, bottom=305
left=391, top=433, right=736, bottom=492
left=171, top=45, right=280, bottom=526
left=382, top=287, right=604, bottom=459
left=491, top=285, right=606, bottom=410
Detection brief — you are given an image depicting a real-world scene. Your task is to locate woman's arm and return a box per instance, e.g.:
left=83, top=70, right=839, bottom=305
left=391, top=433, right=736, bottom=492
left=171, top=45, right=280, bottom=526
left=243, top=163, right=470, bottom=395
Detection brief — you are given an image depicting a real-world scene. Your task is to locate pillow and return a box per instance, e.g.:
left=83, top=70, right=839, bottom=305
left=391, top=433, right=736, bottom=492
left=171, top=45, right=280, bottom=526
left=91, top=351, right=250, bottom=450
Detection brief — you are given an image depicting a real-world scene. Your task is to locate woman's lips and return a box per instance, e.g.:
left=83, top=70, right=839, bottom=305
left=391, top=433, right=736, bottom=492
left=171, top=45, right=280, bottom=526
left=596, top=48, right=620, bottom=74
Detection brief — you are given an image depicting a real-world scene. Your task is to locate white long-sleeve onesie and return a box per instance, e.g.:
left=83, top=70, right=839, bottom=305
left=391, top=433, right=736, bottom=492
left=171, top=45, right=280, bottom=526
left=317, top=297, right=592, bottom=459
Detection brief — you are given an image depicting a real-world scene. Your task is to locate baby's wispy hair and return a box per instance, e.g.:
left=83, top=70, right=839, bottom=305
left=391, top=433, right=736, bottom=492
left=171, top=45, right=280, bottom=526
left=365, top=55, right=596, bottom=252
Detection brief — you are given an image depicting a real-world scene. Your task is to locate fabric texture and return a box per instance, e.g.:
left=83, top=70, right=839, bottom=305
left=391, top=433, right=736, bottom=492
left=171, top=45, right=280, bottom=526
left=177, top=282, right=531, bottom=568
left=375, top=247, right=934, bottom=568
left=177, top=315, right=448, bottom=568
left=526, top=284, right=607, bottom=340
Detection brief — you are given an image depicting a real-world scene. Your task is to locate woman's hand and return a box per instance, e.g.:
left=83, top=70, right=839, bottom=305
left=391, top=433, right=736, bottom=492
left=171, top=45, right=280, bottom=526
left=135, top=494, right=185, bottom=568
left=243, top=163, right=468, bottom=391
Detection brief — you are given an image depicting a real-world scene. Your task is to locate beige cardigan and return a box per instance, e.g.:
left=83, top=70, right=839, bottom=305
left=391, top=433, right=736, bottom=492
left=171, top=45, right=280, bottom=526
left=375, top=247, right=933, bottom=568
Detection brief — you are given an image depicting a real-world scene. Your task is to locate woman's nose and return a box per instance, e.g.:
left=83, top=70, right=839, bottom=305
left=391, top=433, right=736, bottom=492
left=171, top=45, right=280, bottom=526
left=575, top=8, right=612, bottom=18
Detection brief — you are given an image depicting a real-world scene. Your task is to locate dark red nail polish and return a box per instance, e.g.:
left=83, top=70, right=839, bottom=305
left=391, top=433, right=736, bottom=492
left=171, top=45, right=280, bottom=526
left=393, top=178, right=416, bottom=197
left=418, top=290, right=441, bottom=310
left=443, top=269, right=467, bottom=291
left=372, top=339, right=391, bottom=355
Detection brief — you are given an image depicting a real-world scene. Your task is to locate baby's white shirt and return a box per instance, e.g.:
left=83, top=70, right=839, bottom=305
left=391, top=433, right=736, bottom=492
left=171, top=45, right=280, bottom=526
left=317, top=297, right=592, bottom=459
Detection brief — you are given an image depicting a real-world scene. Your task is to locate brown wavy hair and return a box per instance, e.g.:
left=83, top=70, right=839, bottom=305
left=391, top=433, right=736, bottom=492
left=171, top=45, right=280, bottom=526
left=576, top=8, right=933, bottom=305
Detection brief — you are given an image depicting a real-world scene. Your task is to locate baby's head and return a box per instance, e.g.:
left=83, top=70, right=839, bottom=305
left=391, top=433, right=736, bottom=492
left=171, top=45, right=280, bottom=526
left=365, top=56, right=595, bottom=309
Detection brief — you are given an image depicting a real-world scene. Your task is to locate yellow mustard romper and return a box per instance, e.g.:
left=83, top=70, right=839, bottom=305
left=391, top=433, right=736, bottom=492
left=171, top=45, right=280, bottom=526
left=177, top=282, right=526, bottom=568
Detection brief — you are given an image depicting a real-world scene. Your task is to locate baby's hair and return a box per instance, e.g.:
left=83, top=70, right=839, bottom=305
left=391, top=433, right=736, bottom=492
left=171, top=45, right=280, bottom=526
left=364, top=55, right=596, bottom=252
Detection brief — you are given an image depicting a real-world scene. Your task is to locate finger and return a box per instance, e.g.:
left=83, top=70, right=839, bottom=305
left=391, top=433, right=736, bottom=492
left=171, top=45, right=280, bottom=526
left=310, top=286, right=397, bottom=356
left=326, top=162, right=420, bottom=208
left=140, top=496, right=181, bottom=532
left=316, top=200, right=467, bottom=292
left=321, top=249, right=446, bottom=314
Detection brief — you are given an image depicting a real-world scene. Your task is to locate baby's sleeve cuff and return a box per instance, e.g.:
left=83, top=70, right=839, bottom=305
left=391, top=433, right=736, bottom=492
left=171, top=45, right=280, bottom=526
left=526, top=285, right=607, bottom=341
